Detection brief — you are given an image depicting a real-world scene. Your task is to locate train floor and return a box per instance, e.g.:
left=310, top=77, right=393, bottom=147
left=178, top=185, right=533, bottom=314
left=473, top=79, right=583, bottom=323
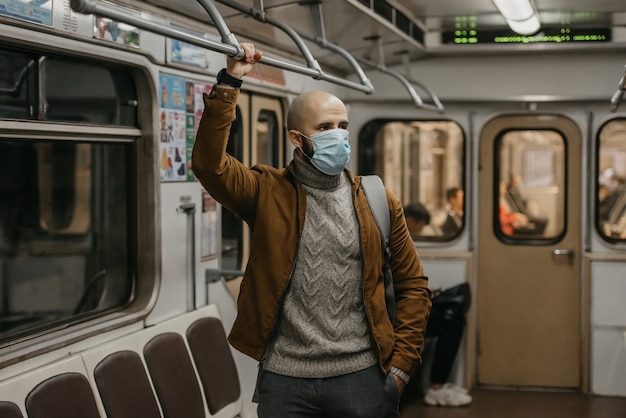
left=399, top=387, right=626, bottom=418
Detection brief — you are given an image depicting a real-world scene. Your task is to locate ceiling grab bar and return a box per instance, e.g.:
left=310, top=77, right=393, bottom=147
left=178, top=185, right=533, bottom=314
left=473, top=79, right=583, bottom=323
left=196, top=0, right=244, bottom=59
left=214, top=0, right=322, bottom=76
left=214, top=0, right=374, bottom=94
left=357, top=36, right=444, bottom=113
left=610, top=65, right=626, bottom=112
left=295, top=1, right=374, bottom=94
left=398, top=51, right=444, bottom=112
left=69, top=0, right=371, bottom=93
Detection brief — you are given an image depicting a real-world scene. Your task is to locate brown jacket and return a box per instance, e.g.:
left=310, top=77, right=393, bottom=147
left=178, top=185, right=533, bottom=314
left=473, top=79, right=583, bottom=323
left=191, top=86, right=431, bottom=377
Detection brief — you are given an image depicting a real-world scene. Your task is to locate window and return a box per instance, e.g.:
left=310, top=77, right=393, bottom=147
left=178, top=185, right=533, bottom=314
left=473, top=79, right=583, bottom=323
left=0, top=45, right=142, bottom=348
left=256, top=109, right=279, bottom=167
left=359, top=120, right=464, bottom=241
left=597, top=119, right=626, bottom=241
left=495, top=129, right=565, bottom=242
left=0, top=49, right=37, bottom=119
left=0, top=140, right=133, bottom=341
left=0, top=48, right=138, bottom=126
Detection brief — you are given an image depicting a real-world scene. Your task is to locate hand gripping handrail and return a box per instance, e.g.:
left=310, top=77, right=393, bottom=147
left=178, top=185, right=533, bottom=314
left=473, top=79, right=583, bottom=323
left=69, top=0, right=373, bottom=93
left=610, top=65, right=626, bottom=112
left=213, top=0, right=373, bottom=94
left=213, top=0, right=322, bottom=75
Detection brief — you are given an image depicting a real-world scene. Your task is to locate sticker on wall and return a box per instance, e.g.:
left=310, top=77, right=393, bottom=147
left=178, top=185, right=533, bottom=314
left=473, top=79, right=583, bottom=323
left=93, top=16, right=140, bottom=47
left=170, top=39, right=209, bottom=69
left=185, top=81, right=212, bottom=182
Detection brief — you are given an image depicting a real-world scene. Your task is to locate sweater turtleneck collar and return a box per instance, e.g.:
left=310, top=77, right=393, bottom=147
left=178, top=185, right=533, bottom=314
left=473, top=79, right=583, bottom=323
left=293, top=150, right=342, bottom=190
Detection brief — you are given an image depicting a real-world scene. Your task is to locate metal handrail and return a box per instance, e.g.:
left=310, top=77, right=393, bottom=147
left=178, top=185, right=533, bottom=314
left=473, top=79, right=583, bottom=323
left=356, top=56, right=445, bottom=113
left=293, top=0, right=373, bottom=94
left=299, top=35, right=374, bottom=94
left=213, top=0, right=374, bottom=94
left=178, top=203, right=197, bottom=312
left=205, top=268, right=244, bottom=284
left=610, top=66, right=626, bottom=112
left=70, top=0, right=373, bottom=93
left=214, top=0, right=321, bottom=75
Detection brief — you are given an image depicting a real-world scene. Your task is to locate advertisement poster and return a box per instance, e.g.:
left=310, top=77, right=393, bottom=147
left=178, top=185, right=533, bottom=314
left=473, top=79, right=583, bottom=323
left=193, top=82, right=211, bottom=132
left=201, top=191, right=218, bottom=261
left=0, top=0, right=52, bottom=26
left=94, top=16, right=140, bottom=47
left=159, top=74, right=187, bottom=182
left=185, top=81, right=211, bottom=181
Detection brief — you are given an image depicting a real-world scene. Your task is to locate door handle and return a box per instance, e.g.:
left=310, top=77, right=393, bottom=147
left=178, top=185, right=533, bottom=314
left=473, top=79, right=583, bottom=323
left=552, top=249, right=574, bottom=264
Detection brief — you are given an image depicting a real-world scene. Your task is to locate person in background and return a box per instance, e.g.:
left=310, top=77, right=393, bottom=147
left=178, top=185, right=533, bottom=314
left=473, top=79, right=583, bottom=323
left=441, top=187, right=464, bottom=236
left=404, top=202, right=432, bottom=239
left=192, top=42, right=432, bottom=418
left=421, top=289, right=472, bottom=407
left=499, top=181, right=528, bottom=236
left=403, top=203, right=471, bottom=406
left=506, top=174, right=548, bottom=235
left=505, top=174, right=530, bottom=215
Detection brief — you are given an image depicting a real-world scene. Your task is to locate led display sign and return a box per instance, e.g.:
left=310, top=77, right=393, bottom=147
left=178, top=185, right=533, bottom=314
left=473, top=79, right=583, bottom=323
left=442, top=27, right=611, bottom=45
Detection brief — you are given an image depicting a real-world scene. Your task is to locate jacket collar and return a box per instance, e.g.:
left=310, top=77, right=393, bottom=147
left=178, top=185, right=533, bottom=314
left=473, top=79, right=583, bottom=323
left=285, top=150, right=359, bottom=189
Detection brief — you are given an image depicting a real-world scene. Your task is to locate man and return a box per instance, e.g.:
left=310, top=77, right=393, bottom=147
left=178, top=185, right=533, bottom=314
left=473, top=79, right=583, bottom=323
left=441, top=187, right=464, bottom=236
left=192, top=43, right=431, bottom=418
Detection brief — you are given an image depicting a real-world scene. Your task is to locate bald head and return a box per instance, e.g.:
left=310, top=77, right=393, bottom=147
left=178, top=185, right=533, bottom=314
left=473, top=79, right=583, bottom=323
left=287, top=91, right=347, bottom=132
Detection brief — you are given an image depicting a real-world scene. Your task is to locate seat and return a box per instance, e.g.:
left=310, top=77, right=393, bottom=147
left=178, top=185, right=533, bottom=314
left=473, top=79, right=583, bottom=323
left=144, top=332, right=205, bottom=418
left=187, top=317, right=241, bottom=415
left=94, top=350, right=161, bottom=418
left=25, top=372, right=100, bottom=418
left=0, top=401, right=24, bottom=418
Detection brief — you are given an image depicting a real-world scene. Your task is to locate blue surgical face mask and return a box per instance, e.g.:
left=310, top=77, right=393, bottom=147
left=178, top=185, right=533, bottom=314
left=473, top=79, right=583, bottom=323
left=299, top=129, right=351, bottom=176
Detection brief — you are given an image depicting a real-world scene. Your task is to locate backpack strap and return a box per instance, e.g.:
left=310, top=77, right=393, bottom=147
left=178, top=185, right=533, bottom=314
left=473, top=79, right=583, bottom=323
left=361, top=175, right=395, bottom=324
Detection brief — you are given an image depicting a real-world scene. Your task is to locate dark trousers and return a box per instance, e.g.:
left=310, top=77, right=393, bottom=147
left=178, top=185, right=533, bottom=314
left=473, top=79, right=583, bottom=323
left=424, top=311, right=465, bottom=385
left=256, top=365, right=400, bottom=418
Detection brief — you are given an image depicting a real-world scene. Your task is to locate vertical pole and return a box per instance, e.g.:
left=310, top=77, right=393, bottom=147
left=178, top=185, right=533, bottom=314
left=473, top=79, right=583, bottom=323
left=179, top=203, right=196, bottom=311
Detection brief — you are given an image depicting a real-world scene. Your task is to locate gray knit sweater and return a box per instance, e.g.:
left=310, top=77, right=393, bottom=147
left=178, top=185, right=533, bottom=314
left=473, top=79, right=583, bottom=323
left=263, top=152, right=377, bottom=378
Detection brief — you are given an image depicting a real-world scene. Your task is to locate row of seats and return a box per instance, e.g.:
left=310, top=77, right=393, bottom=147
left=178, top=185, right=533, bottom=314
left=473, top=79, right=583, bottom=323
left=0, top=305, right=242, bottom=418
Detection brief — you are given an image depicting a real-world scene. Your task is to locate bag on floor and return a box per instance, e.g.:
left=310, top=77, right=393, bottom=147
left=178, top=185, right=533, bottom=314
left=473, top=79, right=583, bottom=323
left=430, top=282, right=471, bottom=326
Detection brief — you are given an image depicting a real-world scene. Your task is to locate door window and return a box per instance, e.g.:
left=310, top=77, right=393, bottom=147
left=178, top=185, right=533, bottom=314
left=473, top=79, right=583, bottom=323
left=597, top=119, right=626, bottom=241
left=255, top=109, right=279, bottom=167
left=495, top=129, right=566, bottom=242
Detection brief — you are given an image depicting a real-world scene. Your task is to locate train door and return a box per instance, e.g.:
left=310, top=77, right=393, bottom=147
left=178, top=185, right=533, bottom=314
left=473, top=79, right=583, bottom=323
left=477, top=115, right=582, bottom=389
left=220, top=92, right=284, bottom=298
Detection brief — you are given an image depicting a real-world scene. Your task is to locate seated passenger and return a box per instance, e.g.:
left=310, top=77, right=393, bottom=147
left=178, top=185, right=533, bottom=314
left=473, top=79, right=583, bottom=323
left=441, top=187, right=463, bottom=237
left=422, top=286, right=472, bottom=407
left=505, top=174, right=547, bottom=235
left=404, top=202, right=435, bottom=239
left=499, top=181, right=529, bottom=236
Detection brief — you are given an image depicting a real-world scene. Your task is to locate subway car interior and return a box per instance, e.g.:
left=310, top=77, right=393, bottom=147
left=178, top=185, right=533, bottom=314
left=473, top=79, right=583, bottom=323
left=1, top=0, right=626, bottom=417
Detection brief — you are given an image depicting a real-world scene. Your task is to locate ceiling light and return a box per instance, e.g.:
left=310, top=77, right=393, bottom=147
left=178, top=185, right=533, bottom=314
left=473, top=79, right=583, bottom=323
left=506, top=15, right=541, bottom=35
left=492, top=0, right=541, bottom=35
